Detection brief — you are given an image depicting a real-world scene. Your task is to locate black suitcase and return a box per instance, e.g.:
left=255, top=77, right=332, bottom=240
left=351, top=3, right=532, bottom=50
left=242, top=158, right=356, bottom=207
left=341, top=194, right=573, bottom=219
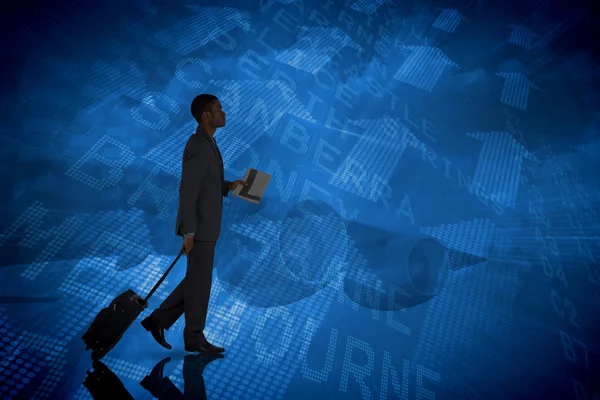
left=82, top=249, right=185, bottom=360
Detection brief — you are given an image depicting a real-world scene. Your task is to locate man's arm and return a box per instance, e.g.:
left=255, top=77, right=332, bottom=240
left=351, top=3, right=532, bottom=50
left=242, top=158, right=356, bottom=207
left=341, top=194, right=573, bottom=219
left=222, top=180, right=231, bottom=197
left=179, top=139, right=207, bottom=236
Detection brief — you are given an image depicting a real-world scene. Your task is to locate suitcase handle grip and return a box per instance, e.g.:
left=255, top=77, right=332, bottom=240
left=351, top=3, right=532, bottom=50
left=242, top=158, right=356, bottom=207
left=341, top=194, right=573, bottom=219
left=144, top=248, right=186, bottom=302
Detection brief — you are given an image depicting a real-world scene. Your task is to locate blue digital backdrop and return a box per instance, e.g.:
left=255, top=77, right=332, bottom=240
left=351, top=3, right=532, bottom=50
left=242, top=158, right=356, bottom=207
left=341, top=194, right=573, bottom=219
left=1, top=0, right=599, bottom=399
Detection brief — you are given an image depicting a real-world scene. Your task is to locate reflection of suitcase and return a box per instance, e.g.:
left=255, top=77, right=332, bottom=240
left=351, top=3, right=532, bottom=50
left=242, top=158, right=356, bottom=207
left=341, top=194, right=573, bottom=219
left=82, top=249, right=185, bottom=360
left=83, top=360, right=134, bottom=400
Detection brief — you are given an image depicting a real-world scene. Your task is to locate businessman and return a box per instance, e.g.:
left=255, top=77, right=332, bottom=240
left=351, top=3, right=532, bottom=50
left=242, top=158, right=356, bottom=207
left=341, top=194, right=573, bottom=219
left=141, top=94, right=247, bottom=353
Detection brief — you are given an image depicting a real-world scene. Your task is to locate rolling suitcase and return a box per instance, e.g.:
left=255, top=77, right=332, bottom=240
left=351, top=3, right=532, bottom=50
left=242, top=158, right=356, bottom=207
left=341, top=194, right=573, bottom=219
left=82, top=249, right=185, bottom=360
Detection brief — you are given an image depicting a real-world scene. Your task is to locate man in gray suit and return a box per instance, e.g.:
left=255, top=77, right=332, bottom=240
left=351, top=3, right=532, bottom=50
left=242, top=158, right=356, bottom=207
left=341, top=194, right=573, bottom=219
left=141, top=94, right=247, bottom=353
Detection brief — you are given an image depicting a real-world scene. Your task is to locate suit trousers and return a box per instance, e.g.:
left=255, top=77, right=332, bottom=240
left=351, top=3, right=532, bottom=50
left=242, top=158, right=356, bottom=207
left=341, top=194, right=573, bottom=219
left=149, top=241, right=216, bottom=344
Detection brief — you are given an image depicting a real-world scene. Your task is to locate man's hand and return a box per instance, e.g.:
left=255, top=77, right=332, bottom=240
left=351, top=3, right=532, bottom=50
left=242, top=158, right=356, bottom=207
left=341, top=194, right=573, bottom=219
left=228, top=180, right=248, bottom=191
left=182, top=236, right=194, bottom=253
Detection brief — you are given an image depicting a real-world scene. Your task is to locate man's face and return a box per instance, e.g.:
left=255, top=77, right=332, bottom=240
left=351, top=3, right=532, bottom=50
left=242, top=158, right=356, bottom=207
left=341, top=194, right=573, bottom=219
left=206, top=99, right=226, bottom=128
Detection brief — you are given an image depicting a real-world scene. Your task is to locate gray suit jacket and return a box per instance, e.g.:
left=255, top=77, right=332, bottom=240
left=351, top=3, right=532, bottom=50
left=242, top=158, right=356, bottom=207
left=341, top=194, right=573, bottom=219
left=175, top=126, right=231, bottom=242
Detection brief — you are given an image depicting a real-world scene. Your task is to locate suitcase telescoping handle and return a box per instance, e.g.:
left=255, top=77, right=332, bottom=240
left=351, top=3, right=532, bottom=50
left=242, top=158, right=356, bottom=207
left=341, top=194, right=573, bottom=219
left=143, top=248, right=186, bottom=303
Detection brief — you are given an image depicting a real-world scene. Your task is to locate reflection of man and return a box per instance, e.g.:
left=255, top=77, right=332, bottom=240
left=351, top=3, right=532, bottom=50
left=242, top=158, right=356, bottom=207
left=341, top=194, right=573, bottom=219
left=141, top=354, right=224, bottom=400
left=141, top=94, right=247, bottom=353
left=83, top=354, right=224, bottom=400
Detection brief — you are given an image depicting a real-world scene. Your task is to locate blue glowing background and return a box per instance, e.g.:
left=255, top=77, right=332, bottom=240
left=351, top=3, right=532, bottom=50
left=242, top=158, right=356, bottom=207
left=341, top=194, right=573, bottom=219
left=1, top=0, right=599, bottom=399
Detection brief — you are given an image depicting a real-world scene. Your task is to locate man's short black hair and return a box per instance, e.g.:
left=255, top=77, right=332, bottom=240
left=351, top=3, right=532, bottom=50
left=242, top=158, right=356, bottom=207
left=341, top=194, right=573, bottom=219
left=191, top=94, right=218, bottom=123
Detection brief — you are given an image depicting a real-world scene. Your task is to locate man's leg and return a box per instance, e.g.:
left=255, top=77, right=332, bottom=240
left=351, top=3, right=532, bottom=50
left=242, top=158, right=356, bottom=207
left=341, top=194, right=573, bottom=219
left=147, top=278, right=186, bottom=330
left=183, top=241, right=216, bottom=345
left=142, top=253, right=190, bottom=349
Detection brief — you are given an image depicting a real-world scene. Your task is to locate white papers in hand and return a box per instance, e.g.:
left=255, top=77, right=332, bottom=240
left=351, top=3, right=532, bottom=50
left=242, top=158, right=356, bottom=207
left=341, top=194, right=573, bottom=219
left=232, top=168, right=272, bottom=204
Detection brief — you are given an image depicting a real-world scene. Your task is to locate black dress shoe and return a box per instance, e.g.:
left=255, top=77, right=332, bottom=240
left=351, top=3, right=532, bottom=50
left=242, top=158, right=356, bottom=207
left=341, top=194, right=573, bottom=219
left=184, top=341, right=225, bottom=354
left=141, top=317, right=172, bottom=350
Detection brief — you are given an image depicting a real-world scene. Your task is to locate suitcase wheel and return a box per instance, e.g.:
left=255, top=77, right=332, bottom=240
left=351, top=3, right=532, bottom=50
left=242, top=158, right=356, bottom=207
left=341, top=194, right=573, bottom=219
left=91, top=348, right=108, bottom=361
